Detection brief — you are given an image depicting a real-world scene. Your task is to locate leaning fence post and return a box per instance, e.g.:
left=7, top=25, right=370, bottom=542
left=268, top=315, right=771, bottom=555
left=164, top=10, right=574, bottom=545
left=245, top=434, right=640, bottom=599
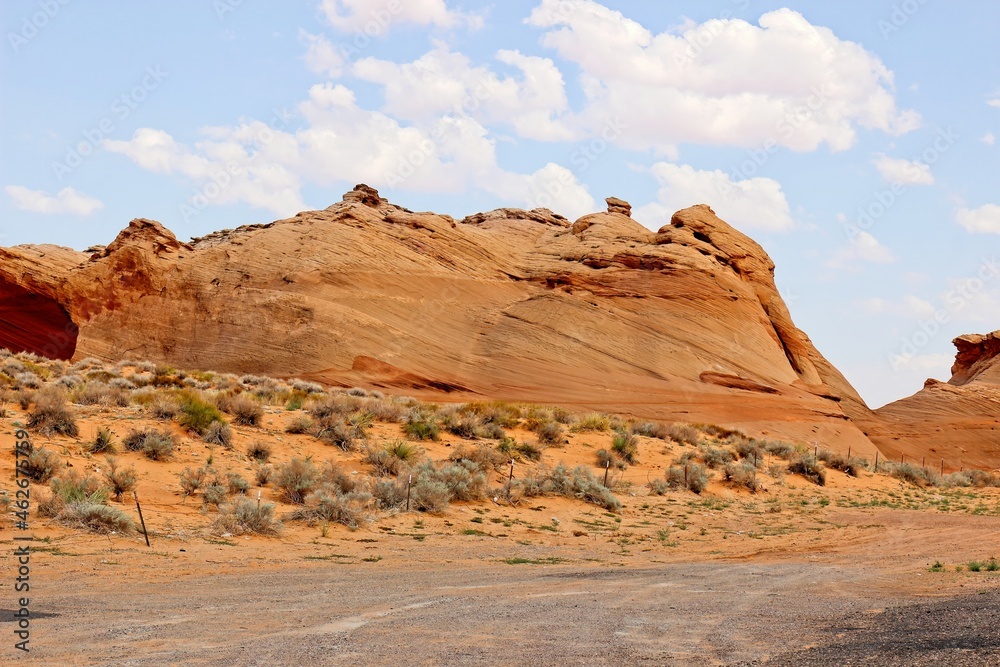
left=406, top=474, right=412, bottom=512
left=603, top=460, right=610, bottom=488
left=134, top=491, right=150, bottom=547
left=874, top=451, right=879, bottom=472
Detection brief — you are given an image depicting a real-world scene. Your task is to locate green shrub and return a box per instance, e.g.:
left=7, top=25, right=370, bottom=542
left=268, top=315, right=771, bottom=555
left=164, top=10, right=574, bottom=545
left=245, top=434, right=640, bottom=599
left=699, top=445, right=735, bottom=469
left=611, top=431, right=639, bottom=464
left=403, top=411, right=440, bottom=441
left=817, top=449, right=868, bottom=477
left=596, top=448, right=627, bottom=470
left=886, top=462, right=938, bottom=487
left=370, top=478, right=408, bottom=510
left=89, top=427, right=117, bottom=454
left=178, top=392, right=225, bottom=435
left=760, top=439, right=797, bottom=459
left=202, top=478, right=228, bottom=506
left=571, top=413, right=612, bottom=432
left=651, top=463, right=710, bottom=494
left=542, top=463, right=622, bottom=511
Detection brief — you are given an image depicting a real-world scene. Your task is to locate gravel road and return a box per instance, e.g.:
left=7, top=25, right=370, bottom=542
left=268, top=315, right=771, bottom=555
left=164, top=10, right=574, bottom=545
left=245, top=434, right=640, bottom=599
left=8, top=560, right=993, bottom=666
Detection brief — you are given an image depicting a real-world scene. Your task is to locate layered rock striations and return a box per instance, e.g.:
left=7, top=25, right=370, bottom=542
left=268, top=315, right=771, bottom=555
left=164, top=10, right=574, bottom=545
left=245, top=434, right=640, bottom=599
left=0, top=185, right=880, bottom=452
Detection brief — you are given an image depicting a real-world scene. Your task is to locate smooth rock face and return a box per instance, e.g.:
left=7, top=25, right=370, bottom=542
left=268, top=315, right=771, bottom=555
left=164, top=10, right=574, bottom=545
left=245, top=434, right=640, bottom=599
left=871, top=331, right=1000, bottom=470
left=0, top=187, right=880, bottom=451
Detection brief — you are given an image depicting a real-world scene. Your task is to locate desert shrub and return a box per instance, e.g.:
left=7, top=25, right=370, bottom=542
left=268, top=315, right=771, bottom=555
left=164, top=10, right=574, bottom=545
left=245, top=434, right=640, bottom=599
left=255, top=465, right=273, bottom=487
left=760, top=439, right=797, bottom=459
left=13, top=372, right=40, bottom=389
left=213, top=497, right=280, bottom=535
left=275, top=458, right=318, bottom=503
left=886, top=462, right=939, bottom=487
left=179, top=466, right=208, bottom=497
left=56, top=374, right=83, bottom=389
left=724, top=461, right=762, bottom=492
left=202, top=421, right=233, bottom=448
left=102, top=457, right=138, bottom=501
left=290, top=379, right=324, bottom=394
left=410, top=478, right=451, bottom=513
left=630, top=421, right=669, bottom=439
left=611, top=431, right=639, bottom=464
left=27, top=387, right=79, bottom=437
left=767, top=463, right=787, bottom=482
left=148, top=395, right=180, bottom=420
left=246, top=442, right=272, bottom=462
left=40, top=471, right=134, bottom=534
left=309, top=395, right=358, bottom=422
left=403, top=411, right=440, bottom=441
left=596, top=448, right=627, bottom=470
left=364, top=440, right=417, bottom=477
left=789, top=454, right=827, bottom=486
left=700, top=445, right=735, bottom=469
left=476, top=422, right=507, bottom=440
left=226, top=472, right=250, bottom=495
left=22, top=447, right=62, bottom=482
left=651, top=463, right=710, bottom=494
left=437, top=461, right=488, bottom=501
left=109, top=377, right=136, bottom=391
left=967, top=469, right=1000, bottom=487
left=730, top=436, right=764, bottom=462
left=571, top=413, right=612, bottom=432
left=370, top=478, right=408, bottom=510
left=450, top=443, right=505, bottom=473
left=664, top=423, right=701, bottom=446
left=316, top=419, right=360, bottom=451
left=533, top=420, right=565, bottom=445
left=220, top=393, right=264, bottom=427
left=202, top=478, right=228, bottom=506
left=515, top=440, right=543, bottom=462
left=543, top=463, right=622, bottom=511
left=123, top=427, right=175, bottom=461
left=285, top=415, right=315, bottom=434
left=292, top=486, right=373, bottom=529
left=74, top=381, right=128, bottom=407
left=89, top=427, right=117, bottom=454
left=443, top=412, right=482, bottom=439
left=362, top=397, right=408, bottom=423
left=817, top=449, right=867, bottom=477
left=178, top=391, right=225, bottom=435
left=461, top=401, right=521, bottom=428
left=17, top=390, right=34, bottom=410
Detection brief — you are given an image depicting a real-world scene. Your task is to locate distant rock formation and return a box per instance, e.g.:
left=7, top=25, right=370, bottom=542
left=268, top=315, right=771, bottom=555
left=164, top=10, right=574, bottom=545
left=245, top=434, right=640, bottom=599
left=870, top=330, right=1000, bottom=470
left=0, top=185, right=882, bottom=453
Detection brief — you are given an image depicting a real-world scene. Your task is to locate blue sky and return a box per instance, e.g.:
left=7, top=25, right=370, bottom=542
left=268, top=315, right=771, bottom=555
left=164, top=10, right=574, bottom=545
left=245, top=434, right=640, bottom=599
left=2, top=0, right=998, bottom=408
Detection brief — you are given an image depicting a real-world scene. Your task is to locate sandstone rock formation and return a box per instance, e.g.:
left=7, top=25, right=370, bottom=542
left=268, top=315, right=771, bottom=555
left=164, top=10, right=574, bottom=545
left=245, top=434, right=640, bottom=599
left=871, top=331, right=1000, bottom=470
left=0, top=185, right=881, bottom=453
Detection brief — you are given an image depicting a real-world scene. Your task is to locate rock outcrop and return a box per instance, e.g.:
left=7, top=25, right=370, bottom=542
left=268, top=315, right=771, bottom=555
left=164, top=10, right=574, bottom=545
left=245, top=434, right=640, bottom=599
left=0, top=185, right=880, bottom=453
left=871, top=331, right=1000, bottom=470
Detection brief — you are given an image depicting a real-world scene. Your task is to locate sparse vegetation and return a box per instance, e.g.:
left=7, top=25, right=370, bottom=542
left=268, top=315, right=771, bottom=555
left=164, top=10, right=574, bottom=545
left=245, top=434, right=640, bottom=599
left=275, top=458, right=319, bottom=504
left=89, top=427, right=117, bottom=454
left=213, top=497, right=280, bottom=535
left=27, top=387, right=79, bottom=437
left=103, top=456, right=138, bottom=500
left=247, top=441, right=272, bottom=463
left=789, top=454, right=826, bottom=486
left=178, top=391, right=225, bottom=435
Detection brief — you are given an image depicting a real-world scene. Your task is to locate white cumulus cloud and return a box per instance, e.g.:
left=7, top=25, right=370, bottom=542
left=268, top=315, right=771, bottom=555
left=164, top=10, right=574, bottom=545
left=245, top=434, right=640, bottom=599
left=299, top=31, right=346, bottom=78
left=826, top=230, right=895, bottom=268
left=4, top=186, right=104, bottom=215
left=319, top=0, right=481, bottom=32
left=956, top=204, right=1000, bottom=234
left=872, top=154, right=934, bottom=185
left=526, top=2, right=920, bottom=154
left=633, top=162, right=794, bottom=232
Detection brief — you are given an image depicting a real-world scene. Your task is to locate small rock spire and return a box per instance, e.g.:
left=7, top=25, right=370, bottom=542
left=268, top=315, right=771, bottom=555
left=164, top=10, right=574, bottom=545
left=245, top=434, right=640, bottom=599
left=606, top=197, right=631, bottom=217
